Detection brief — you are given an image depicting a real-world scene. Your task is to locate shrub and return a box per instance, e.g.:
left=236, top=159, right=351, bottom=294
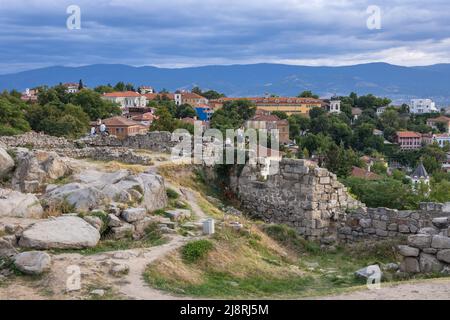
left=166, top=188, right=180, bottom=199
left=181, top=240, right=214, bottom=263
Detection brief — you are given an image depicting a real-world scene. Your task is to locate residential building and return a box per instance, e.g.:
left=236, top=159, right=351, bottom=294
left=373, top=129, right=383, bottom=136
left=421, top=133, right=434, bottom=146
left=63, top=83, right=79, bottom=94
left=20, top=88, right=38, bottom=102
left=138, top=86, right=154, bottom=94
left=102, top=92, right=147, bottom=110
left=174, top=92, right=209, bottom=107
left=195, top=105, right=214, bottom=121
left=376, top=106, right=387, bottom=116
left=410, top=99, right=438, bottom=114
left=93, top=116, right=148, bottom=139
left=351, top=108, right=362, bottom=123
left=245, top=110, right=290, bottom=144
left=211, top=97, right=323, bottom=116
left=143, top=93, right=175, bottom=102
left=396, top=131, right=422, bottom=150
left=432, top=134, right=450, bottom=148
left=426, top=115, right=450, bottom=133
left=131, top=112, right=156, bottom=126
left=351, top=166, right=381, bottom=180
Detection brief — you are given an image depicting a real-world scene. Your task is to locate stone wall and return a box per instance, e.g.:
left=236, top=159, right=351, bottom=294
left=0, top=132, right=74, bottom=149
left=338, top=203, right=450, bottom=242
left=396, top=218, right=450, bottom=274
left=55, top=147, right=153, bottom=165
left=229, top=158, right=363, bottom=239
left=79, top=132, right=176, bottom=153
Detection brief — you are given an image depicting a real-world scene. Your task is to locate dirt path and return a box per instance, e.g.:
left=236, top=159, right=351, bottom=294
left=315, top=278, right=450, bottom=300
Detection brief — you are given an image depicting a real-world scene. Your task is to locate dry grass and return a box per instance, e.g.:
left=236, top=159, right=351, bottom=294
left=98, top=161, right=149, bottom=174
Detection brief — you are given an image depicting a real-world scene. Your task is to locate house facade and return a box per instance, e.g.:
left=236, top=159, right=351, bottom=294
left=211, top=97, right=323, bottom=116
left=93, top=116, right=148, bottom=139
left=410, top=99, right=439, bottom=114
left=396, top=131, right=422, bottom=150
left=432, top=134, right=450, bottom=148
left=426, top=116, right=450, bottom=133
left=102, top=92, right=147, bottom=110
left=245, top=110, right=290, bottom=144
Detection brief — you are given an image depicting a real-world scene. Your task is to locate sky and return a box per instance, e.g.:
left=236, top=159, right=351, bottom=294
left=1, top=0, right=450, bottom=74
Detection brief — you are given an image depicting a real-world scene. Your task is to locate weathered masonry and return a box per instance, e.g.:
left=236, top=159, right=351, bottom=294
left=229, top=158, right=363, bottom=239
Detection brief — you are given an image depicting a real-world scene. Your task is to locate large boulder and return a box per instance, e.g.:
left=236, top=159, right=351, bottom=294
left=44, top=183, right=108, bottom=212
left=0, top=239, right=18, bottom=258
left=400, top=257, right=420, bottom=273
left=0, top=147, right=14, bottom=178
left=13, top=251, right=51, bottom=275
left=436, top=249, right=450, bottom=263
left=397, top=245, right=420, bottom=257
left=0, top=188, right=44, bottom=218
left=407, top=234, right=432, bottom=249
left=19, top=216, right=100, bottom=249
left=12, top=149, right=72, bottom=193
left=419, top=253, right=443, bottom=273
left=431, top=235, right=450, bottom=249
left=43, top=169, right=168, bottom=213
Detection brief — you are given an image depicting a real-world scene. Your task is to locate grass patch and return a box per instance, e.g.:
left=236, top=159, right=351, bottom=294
left=166, top=188, right=180, bottom=200
left=182, top=240, right=214, bottom=263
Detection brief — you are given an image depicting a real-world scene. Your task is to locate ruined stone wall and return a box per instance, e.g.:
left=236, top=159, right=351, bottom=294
left=55, top=147, right=153, bottom=165
left=79, top=132, right=176, bottom=153
left=229, top=158, right=363, bottom=239
left=0, top=132, right=74, bottom=149
left=338, top=203, right=450, bottom=242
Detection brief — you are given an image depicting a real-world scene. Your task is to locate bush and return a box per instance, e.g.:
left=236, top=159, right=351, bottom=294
left=181, top=240, right=214, bottom=263
left=166, top=188, right=180, bottom=199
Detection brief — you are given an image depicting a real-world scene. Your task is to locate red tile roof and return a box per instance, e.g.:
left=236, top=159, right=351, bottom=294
left=143, top=93, right=175, bottom=100
left=103, top=91, right=142, bottom=98
left=213, top=97, right=322, bottom=105
left=396, top=131, right=422, bottom=138
left=351, top=167, right=381, bottom=180
left=101, top=116, right=142, bottom=127
left=427, top=116, right=450, bottom=123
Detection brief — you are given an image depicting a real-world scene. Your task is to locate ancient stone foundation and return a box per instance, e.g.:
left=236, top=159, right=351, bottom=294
left=230, top=159, right=363, bottom=239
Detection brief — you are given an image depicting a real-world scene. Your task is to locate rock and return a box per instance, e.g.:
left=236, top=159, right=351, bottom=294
left=0, top=239, right=18, bottom=258
left=432, top=217, right=449, bottom=229
left=121, top=208, right=146, bottom=223
left=431, top=235, right=450, bottom=249
left=383, top=263, right=399, bottom=272
left=110, top=224, right=134, bottom=240
left=398, top=225, right=410, bottom=233
left=397, top=245, right=419, bottom=257
left=359, top=219, right=372, bottom=228
left=441, top=266, right=450, bottom=275
left=407, top=234, right=432, bottom=249
left=107, top=214, right=122, bottom=227
left=110, top=263, right=129, bottom=277
left=418, top=227, right=439, bottom=235
left=419, top=253, right=443, bottom=273
left=165, top=209, right=191, bottom=221
left=354, top=265, right=382, bottom=279
left=133, top=217, right=156, bottom=235
left=90, top=289, right=105, bottom=297
left=423, top=248, right=438, bottom=254
left=0, top=188, right=44, bottom=218
left=436, top=249, right=450, bottom=263
left=83, top=215, right=103, bottom=232
left=137, top=173, right=168, bottom=212
left=400, top=257, right=420, bottom=273
left=159, top=226, right=177, bottom=234
left=0, top=147, right=14, bottom=178
left=13, top=251, right=51, bottom=275
left=12, top=150, right=71, bottom=193
left=19, top=216, right=100, bottom=249
left=128, top=189, right=143, bottom=202
left=44, top=183, right=108, bottom=212
left=107, top=203, right=122, bottom=216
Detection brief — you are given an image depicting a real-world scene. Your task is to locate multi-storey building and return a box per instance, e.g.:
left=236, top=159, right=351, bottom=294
left=102, top=91, right=147, bottom=111
left=396, top=131, right=422, bottom=150
left=427, top=116, right=450, bottom=133
left=410, top=99, right=438, bottom=114
left=245, top=110, right=290, bottom=144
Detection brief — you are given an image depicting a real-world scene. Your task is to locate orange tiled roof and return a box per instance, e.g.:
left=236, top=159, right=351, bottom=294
left=428, top=116, right=450, bottom=123
left=396, top=131, right=422, bottom=138
left=351, top=166, right=381, bottom=180
left=143, top=93, right=175, bottom=100
left=103, top=91, right=142, bottom=98
left=213, top=97, right=322, bottom=104
left=101, top=116, right=142, bottom=127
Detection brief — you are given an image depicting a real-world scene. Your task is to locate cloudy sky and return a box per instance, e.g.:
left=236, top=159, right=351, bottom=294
left=1, top=0, right=449, bottom=74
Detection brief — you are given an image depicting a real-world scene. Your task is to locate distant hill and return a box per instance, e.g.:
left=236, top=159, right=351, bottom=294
left=1, top=62, right=450, bottom=105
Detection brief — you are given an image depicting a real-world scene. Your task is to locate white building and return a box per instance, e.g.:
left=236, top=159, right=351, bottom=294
left=102, top=92, right=147, bottom=110
left=409, top=162, right=430, bottom=192
left=376, top=106, right=387, bottom=116
left=63, top=83, right=79, bottom=94
left=139, top=86, right=154, bottom=94
left=432, top=134, right=450, bottom=148
left=328, top=98, right=341, bottom=114
left=410, top=99, right=439, bottom=114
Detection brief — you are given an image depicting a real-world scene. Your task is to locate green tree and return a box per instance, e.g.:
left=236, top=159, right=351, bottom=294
left=298, top=91, right=319, bottom=99
left=0, top=96, right=31, bottom=135
left=70, top=90, right=121, bottom=120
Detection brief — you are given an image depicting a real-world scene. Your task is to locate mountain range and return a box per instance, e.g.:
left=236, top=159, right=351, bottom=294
left=1, top=63, right=449, bottom=105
